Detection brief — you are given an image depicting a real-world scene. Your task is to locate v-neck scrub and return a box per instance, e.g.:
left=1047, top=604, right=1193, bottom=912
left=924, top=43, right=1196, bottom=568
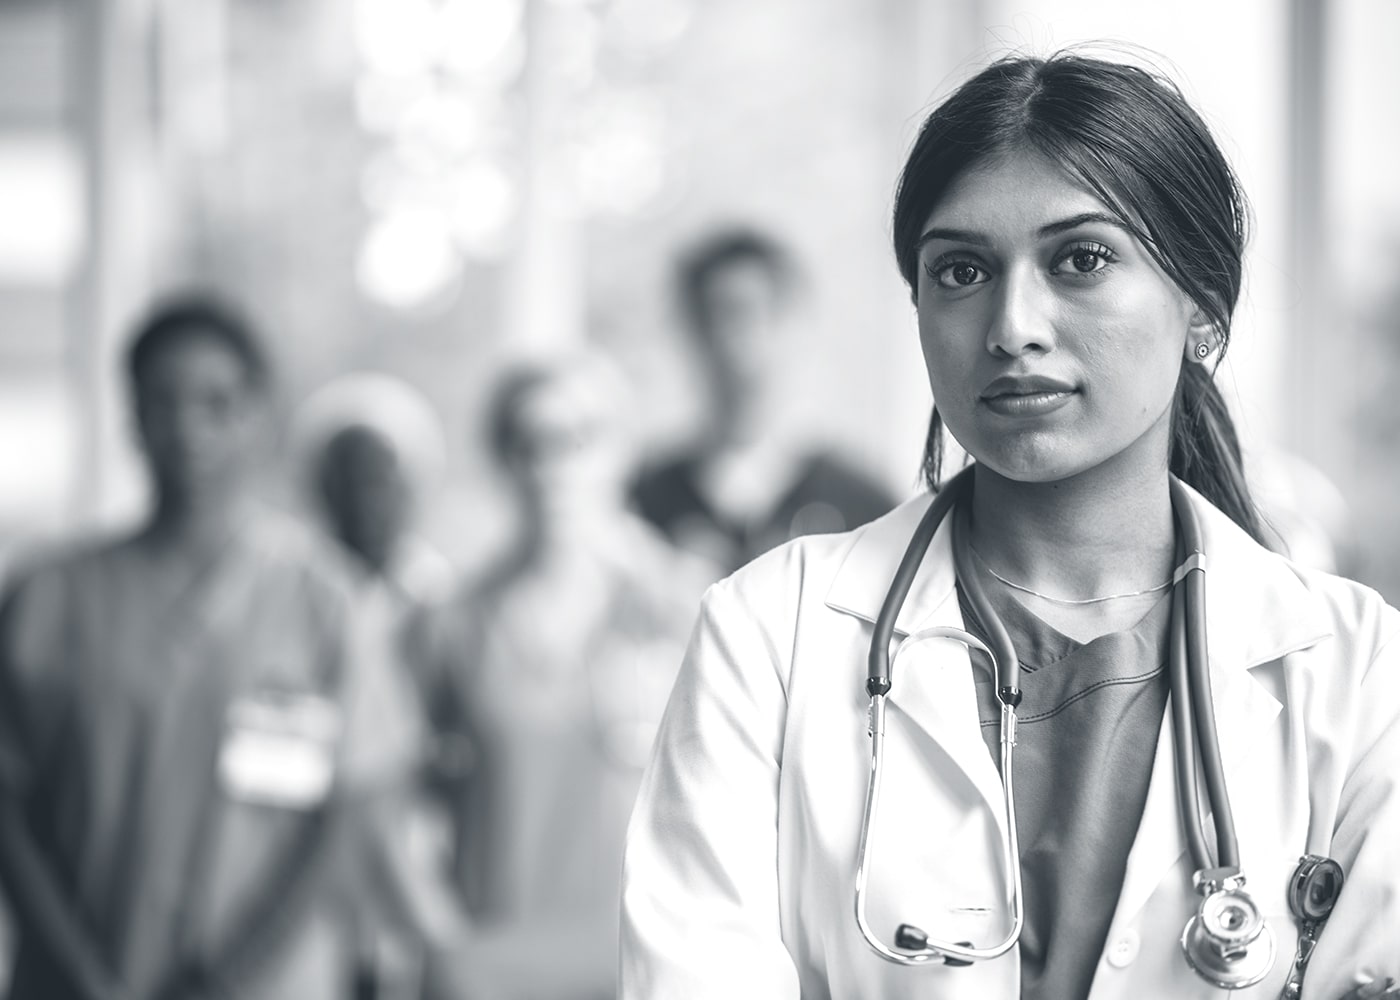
left=959, top=580, right=1172, bottom=1000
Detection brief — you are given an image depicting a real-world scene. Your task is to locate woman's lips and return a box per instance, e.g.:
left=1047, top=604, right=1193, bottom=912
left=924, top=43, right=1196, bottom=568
left=979, top=389, right=1076, bottom=417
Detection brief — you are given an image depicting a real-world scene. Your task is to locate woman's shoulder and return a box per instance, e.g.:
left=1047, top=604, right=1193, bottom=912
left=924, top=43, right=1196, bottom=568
left=1188, top=485, right=1399, bottom=667
left=714, top=493, right=934, bottom=615
left=1283, top=557, right=1400, bottom=661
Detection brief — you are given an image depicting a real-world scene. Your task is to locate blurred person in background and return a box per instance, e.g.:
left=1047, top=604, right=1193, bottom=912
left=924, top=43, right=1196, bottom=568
left=412, top=352, right=701, bottom=1000
left=300, top=373, right=454, bottom=612
left=295, top=374, right=469, bottom=1000
left=0, top=298, right=444, bottom=1000
left=630, top=227, right=897, bottom=577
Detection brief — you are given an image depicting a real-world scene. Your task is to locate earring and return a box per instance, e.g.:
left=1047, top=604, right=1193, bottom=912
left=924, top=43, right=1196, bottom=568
left=1195, top=342, right=1211, bottom=360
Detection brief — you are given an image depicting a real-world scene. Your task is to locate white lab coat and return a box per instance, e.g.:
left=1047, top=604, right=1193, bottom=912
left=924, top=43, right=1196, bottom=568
left=620, top=484, right=1400, bottom=999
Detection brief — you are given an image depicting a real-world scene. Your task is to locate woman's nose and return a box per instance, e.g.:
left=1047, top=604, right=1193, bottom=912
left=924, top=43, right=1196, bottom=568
left=985, top=268, right=1055, bottom=358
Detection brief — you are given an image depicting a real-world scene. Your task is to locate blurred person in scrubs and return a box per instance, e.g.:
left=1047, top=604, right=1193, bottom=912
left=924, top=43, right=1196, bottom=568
left=413, top=352, right=702, bottom=1000
left=0, top=298, right=446, bottom=1000
left=630, top=228, right=897, bottom=576
left=295, top=374, right=467, bottom=1000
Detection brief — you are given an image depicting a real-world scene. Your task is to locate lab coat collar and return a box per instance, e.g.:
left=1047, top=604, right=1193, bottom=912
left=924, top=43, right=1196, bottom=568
left=823, top=478, right=1336, bottom=927
left=824, top=490, right=955, bottom=638
left=823, top=478, right=1332, bottom=671
left=824, top=490, right=998, bottom=846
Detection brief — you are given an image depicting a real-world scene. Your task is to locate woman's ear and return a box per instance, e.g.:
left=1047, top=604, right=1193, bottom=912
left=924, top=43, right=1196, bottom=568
left=1184, top=310, right=1220, bottom=365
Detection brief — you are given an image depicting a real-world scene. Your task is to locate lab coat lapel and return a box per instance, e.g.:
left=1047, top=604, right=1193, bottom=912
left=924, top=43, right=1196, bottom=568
left=825, top=494, right=1009, bottom=841
left=1111, top=681, right=1282, bottom=928
left=1111, top=485, right=1331, bottom=927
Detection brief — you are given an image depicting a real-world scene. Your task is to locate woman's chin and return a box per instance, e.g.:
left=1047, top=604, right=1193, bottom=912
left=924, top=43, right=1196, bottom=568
left=966, top=445, right=1088, bottom=486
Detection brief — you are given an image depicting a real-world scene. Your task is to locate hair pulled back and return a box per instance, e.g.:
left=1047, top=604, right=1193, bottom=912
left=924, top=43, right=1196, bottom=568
left=893, top=52, right=1262, bottom=541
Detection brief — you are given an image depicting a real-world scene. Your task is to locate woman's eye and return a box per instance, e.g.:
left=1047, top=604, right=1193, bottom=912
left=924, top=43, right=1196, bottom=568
left=1056, top=241, right=1115, bottom=276
left=927, top=259, right=989, bottom=289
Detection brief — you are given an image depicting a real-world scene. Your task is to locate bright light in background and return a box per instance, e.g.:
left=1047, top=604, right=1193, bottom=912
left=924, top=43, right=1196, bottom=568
left=574, top=96, right=666, bottom=215
left=353, top=0, right=529, bottom=310
left=605, top=0, right=692, bottom=55
left=0, top=134, right=85, bottom=286
left=354, top=73, right=434, bottom=134
left=353, top=0, right=438, bottom=77
left=355, top=0, right=524, bottom=84
left=351, top=0, right=678, bottom=311
left=356, top=207, right=462, bottom=312
left=449, top=159, right=517, bottom=257
left=0, top=379, right=77, bottom=525
left=399, top=89, right=487, bottom=157
left=439, top=0, right=525, bottom=81
left=546, top=5, right=603, bottom=88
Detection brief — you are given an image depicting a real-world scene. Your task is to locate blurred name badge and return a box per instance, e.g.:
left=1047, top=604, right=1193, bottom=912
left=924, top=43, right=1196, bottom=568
left=218, top=690, right=341, bottom=809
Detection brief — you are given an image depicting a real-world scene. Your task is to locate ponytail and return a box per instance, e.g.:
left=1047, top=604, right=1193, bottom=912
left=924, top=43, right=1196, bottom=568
left=1169, top=361, right=1265, bottom=543
left=920, top=362, right=1265, bottom=545
left=920, top=408, right=946, bottom=494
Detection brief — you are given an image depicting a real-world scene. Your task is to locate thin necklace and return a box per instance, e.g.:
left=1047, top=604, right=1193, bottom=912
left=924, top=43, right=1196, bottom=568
left=967, top=542, right=1173, bottom=607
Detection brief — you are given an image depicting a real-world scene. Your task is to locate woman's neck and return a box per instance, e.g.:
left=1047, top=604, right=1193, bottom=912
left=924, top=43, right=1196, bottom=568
left=966, top=454, right=1177, bottom=607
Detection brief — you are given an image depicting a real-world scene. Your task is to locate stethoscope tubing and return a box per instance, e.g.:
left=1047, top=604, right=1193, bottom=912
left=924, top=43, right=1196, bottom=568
left=1168, top=476, right=1241, bottom=875
left=857, top=466, right=1247, bottom=967
left=865, top=470, right=971, bottom=698
left=854, top=630, right=1025, bottom=965
left=857, top=465, right=1024, bottom=965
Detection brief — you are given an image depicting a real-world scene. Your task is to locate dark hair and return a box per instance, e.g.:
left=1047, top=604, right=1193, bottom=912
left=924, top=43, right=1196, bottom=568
left=893, top=51, right=1263, bottom=542
left=125, top=295, right=270, bottom=391
left=676, top=227, right=796, bottom=334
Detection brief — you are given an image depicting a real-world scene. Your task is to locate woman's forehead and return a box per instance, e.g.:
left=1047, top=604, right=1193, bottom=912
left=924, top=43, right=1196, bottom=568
left=919, top=149, right=1121, bottom=241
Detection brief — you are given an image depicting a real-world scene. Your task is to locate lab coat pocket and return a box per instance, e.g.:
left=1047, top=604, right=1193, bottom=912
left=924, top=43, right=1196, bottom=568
left=859, top=701, right=1016, bottom=952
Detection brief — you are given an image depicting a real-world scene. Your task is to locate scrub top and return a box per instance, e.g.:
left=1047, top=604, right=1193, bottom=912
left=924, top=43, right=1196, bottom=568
left=416, top=517, right=698, bottom=999
left=630, top=450, right=896, bottom=576
left=960, top=582, right=1171, bottom=998
left=0, top=510, right=369, bottom=1000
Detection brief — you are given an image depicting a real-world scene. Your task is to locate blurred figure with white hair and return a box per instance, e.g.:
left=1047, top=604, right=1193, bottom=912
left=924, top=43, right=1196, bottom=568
left=296, top=372, right=454, bottom=610
left=413, top=351, right=703, bottom=1000
left=292, top=374, right=477, bottom=1000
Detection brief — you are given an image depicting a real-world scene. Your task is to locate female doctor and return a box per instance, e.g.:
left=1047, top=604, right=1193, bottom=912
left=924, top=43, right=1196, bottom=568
left=619, top=53, right=1400, bottom=999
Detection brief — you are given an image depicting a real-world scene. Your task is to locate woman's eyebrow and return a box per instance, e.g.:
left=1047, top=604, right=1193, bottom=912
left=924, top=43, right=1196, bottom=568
left=1036, top=211, right=1128, bottom=238
left=917, top=211, right=1129, bottom=251
left=915, top=226, right=989, bottom=250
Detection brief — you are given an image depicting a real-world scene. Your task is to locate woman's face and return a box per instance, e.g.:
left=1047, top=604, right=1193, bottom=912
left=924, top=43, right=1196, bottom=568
left=502, top=374, right=624, bottom=527
left=915, top=149, right=1204, bottom=484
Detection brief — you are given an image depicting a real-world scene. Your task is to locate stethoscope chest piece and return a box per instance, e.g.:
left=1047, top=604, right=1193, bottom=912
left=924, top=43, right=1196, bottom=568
left=1180, top=886, right=1276, bottom=989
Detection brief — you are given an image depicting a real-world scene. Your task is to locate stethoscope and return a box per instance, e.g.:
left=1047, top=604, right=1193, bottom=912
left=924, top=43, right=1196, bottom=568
left=854, top=464, right=1345, bottom=991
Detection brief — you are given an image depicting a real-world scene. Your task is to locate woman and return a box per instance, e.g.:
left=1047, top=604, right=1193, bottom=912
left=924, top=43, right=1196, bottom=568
left=416, top=354, right=702, bottom=999
left=619, top=54, right=1400, bottom=999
